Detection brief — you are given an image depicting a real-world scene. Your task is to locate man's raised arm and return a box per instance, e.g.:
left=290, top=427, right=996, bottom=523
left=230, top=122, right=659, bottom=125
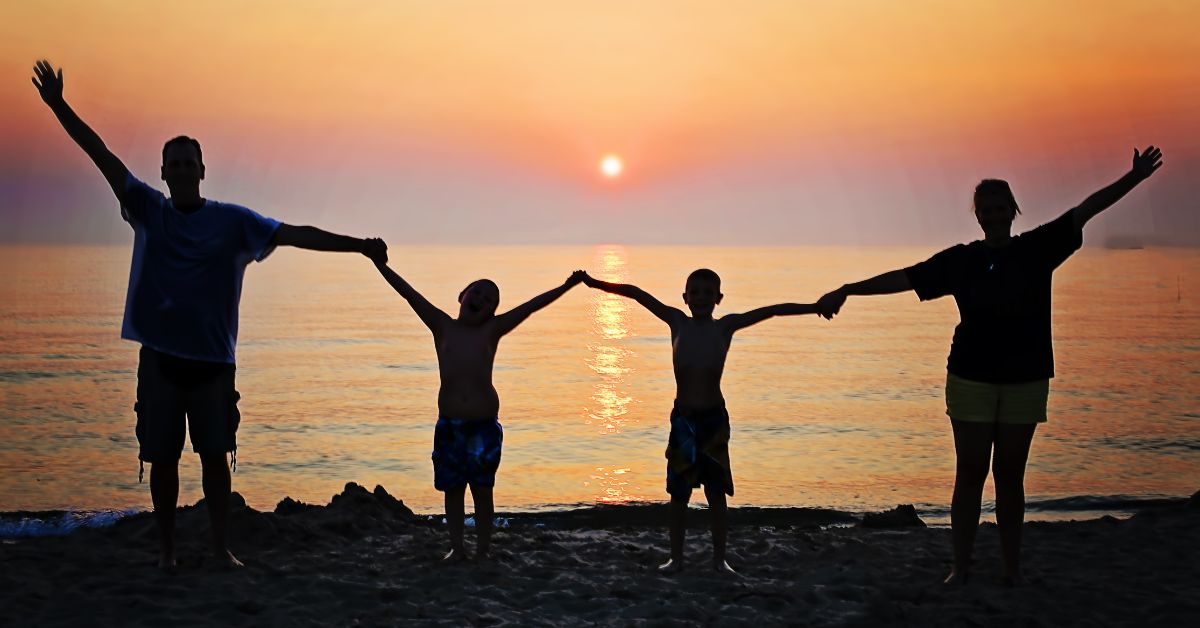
left=32, top=60, right=130, bottom=203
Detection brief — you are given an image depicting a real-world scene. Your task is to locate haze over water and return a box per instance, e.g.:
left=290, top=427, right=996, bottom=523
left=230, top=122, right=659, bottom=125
left=1, top=244, right=1196, bottom=518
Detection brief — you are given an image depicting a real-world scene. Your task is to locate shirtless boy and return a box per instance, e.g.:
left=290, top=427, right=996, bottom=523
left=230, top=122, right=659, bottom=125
left=369, top=255, right=584, bottom=560
left=582, top=269, right=827, bottom=572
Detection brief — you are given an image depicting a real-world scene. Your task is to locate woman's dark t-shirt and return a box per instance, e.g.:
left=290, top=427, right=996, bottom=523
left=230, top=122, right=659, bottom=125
left=903, top=211, right=1083, bottom=384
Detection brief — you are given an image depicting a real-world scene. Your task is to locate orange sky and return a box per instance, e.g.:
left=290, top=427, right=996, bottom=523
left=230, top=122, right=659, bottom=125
left=2, top=1, right=1197, bottom=244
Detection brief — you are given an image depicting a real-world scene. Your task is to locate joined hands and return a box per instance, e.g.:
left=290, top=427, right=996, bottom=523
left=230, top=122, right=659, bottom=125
left=362, top=238, right=388, bottom=264
left=815, top=288, right=846, bottom=320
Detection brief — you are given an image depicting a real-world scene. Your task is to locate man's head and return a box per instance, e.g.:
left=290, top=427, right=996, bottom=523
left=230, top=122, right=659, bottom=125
left=457, top=279, right=500, bottom=324
left=973, top=179, right=1019, bottom=239
left=160, top=136, right=205, bottom=193
left=682, top=268, right=723, bottom=317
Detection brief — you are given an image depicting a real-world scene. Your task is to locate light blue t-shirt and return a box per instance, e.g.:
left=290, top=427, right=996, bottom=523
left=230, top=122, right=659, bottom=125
left=120, top=174, right=281, bottom=364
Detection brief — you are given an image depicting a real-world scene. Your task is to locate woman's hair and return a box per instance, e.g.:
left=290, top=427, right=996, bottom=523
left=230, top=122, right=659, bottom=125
left=973, top=179, right=1021, bottom=215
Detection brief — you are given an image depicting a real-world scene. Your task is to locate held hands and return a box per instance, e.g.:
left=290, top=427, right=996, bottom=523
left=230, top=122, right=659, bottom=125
left=1131, top=146, right=1163, bottom=180
left=361, top=237, right=388, bottom=264
left=567, top=270, right=587, bottom=286
left=816, top=288, right=846, bottom=320
left=31, top=60, right=64, bottom=107
left=578, top=271, right=600, bottom=289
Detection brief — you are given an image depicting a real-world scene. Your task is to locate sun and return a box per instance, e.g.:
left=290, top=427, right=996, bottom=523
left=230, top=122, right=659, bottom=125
left=600, top=155, right=623, bottom=178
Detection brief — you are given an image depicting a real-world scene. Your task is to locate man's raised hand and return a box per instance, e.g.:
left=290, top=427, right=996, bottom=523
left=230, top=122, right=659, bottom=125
left=31, top=60, right=64, bottom=107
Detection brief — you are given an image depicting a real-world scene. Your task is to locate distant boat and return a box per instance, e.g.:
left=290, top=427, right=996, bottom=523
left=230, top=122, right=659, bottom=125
left=1104, top=236, right=1145, bottom=250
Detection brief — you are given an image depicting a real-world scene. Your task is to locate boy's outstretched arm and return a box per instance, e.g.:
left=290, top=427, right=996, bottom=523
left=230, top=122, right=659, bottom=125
left=372, top=259, right=451, bottom=334
left=722, top=303, right=821, bottom=333
left=32, top=60, right=130, bottom=205
left=1070, top=146, right=1163, bottom=230
left=581, top=272, right=685, bottom=325
left=491, top=271, right=585, bottom=338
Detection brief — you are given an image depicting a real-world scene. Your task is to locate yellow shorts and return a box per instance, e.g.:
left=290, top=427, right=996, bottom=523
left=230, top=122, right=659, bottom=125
left=945, top=372, right=1049, bottom=424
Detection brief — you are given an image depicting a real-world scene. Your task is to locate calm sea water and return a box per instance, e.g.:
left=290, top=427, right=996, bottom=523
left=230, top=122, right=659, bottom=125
left=1, top=244, right=1196, bottom=519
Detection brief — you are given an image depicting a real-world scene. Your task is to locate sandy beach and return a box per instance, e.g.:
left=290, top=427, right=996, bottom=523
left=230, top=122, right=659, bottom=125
left=1, top=484, right=1196, bottom=627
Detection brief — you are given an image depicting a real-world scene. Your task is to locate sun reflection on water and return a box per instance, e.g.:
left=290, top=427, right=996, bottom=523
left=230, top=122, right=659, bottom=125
left=584, top=246, right=639, bottom=503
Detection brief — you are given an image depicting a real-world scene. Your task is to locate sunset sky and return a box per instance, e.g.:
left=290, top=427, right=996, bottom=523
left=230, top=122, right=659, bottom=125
left=2, top=0, right=1197, bottom=245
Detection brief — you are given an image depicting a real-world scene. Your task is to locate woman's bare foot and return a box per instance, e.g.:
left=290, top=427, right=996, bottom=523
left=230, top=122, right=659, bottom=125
left=714, top=560, right=737, bottom=575
left=158, top=551, right=178, bottom=574
left=943, top=568, right=969, bottom=585
left=657, top=558, right=684, bottom=573
left=443, top=548, right=469, bottom=562
left=1000, top=572, right=1023, bottom=587
left=215, top=549, right=245, bottom=570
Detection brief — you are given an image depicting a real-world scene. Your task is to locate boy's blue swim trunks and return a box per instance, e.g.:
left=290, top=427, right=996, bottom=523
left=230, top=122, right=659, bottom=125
left=432, top=416, right=503, bottom=491
left=665, top=405, right=734, bottom=498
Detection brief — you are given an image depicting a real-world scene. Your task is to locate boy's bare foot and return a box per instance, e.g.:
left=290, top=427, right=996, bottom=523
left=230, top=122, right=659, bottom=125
left=713, top=560, right=737, bottom=575
left=443, top=548, right=469, bottom=562
left=657, top=558, right=684, bottom=573
left=943, top=568, right=969, bottom=585
left=215, top=549, right=245, bottom=570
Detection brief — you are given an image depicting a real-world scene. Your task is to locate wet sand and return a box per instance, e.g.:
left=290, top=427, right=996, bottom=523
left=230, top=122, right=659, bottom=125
left=2, top=484, right=1196, bottom=627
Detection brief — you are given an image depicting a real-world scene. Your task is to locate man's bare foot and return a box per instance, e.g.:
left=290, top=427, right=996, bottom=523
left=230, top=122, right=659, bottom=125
left=999, top=572, right=1022, bottom=587
left=443, top=548, right=469, bottom=562
left=943, top=568, right=969, bottom=585
left=158, top=552, right=178, bottom=574
left=215, top=549, right=245, bottom=570
left=658, top=558, right=684, bottom=573
left=713, top=560, right=737, bottom=575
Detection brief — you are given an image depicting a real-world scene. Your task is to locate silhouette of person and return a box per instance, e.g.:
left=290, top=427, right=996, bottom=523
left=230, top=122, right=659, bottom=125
left=366, top=253, right=584, bottom=562
left=582, top=268, right=829, bottom=573
left=817, top=147, right=1164, bottom=585
left=32, top=59, right=388, bottom=571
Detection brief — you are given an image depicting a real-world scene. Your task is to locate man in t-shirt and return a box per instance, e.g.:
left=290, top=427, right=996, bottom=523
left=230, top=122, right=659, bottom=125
left=32, top=60, right=387, bottom=571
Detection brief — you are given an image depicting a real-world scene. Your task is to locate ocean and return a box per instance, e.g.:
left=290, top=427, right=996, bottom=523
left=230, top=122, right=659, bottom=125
left=1, top=244, right=1196, bottom=524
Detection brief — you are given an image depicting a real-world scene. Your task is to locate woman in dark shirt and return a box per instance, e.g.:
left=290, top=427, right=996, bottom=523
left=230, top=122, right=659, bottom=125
left=818, top=147, right=1163, bottom=585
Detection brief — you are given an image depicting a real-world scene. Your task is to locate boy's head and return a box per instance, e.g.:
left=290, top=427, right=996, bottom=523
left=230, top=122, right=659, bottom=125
left=457, top=279, right=500, bottom=324
left=161, top=135, right=205, bottom=192
left=682, top=268, right=723, bottom=317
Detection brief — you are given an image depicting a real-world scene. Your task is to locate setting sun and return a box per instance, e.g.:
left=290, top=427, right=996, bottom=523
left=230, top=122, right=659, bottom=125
left=600, top=155, right=623, bottom=178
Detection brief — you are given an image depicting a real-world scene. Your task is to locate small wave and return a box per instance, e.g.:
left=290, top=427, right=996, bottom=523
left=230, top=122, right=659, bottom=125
left=383, top=363, right=437, bottom=372
left=0, top=369, right=131, bottom=383
left=626, top=336, right=669, bottom=345
left=1024, top=494, right=1182, bottom=513
left=0, top=371, right=82, bottom=382
left=0, top=509, right=140, bottom=539
left=1090, top=435, right=1200, bottom=452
